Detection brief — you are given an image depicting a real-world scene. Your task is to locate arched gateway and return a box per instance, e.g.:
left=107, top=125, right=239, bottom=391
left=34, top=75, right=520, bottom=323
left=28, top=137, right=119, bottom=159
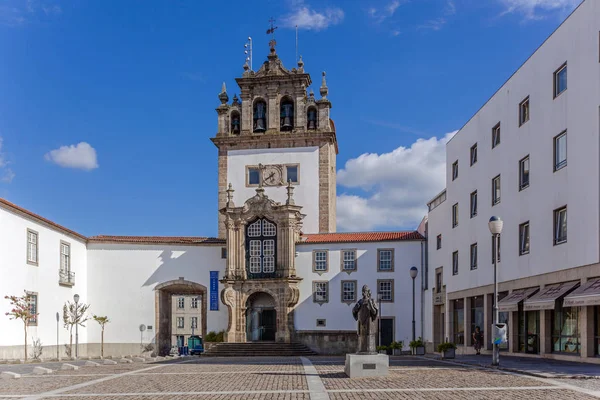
left=246, top=292, right=276, bottom=341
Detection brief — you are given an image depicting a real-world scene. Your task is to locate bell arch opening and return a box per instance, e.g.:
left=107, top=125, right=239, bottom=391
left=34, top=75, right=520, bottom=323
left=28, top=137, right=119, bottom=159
left=280, top=96, right=294, bottom=132
left=245, top=291, right=277, bottom=342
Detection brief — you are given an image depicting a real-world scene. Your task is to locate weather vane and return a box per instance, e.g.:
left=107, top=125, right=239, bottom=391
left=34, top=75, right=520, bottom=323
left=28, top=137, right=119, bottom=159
left=266, top=17, right=278, bottom=50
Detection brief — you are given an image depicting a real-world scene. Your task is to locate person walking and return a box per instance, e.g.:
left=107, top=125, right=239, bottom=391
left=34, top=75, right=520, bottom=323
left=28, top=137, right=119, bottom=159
left=472, top=326, right=483, bottom=355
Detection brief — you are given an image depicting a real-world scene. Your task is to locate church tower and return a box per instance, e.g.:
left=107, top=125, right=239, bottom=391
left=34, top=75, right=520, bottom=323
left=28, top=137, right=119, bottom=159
left=211, top=40, right=338, bottom=238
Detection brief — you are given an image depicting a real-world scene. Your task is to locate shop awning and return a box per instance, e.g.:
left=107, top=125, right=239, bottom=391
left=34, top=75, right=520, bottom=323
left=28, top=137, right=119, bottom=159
left=497, top=287, right=539, bottom=312
left=523, top=281, right=579, bottom=311
left=563, top=278, right=600, bottom=307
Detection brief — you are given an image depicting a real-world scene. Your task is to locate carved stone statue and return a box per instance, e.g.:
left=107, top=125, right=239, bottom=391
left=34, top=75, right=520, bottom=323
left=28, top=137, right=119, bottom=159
left=352, top=284, right=379, bottom=354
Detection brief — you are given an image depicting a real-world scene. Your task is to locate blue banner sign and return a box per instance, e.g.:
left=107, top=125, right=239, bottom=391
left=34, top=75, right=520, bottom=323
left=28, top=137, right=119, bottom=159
left=210, top=271, right=219, bottom=311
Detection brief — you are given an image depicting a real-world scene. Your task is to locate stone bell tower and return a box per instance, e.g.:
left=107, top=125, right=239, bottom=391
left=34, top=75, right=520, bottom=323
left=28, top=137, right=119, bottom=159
left=211, top=40, right=338, bottom=238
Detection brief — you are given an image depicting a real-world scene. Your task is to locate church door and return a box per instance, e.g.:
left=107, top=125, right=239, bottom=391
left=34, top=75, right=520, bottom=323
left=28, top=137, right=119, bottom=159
left=245, top=292, right=277, bottom=342
left=379, top=318, right=394, bottom=347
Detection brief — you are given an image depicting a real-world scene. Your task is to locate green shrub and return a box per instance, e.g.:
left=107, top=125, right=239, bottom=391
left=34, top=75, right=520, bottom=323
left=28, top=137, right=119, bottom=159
left=409, top=337, right=424, bottom=349
left=436, top=342, right=457, bottom=353
left=376, top=345, right=388, bottom=352
left=390, top=341, right=403, bottom=350
left=204, top=330, right=225, bottom=342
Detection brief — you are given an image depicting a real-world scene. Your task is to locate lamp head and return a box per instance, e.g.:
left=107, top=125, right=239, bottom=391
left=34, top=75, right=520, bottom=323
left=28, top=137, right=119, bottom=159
left=488, top=216, right=503, bottom=235
left=409, top=266, right=418, bottom=279
left=73, top=294, right=80, bottom=303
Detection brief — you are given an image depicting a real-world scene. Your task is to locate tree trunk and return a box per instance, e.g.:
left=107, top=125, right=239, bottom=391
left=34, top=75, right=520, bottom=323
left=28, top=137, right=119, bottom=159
left=23, top=323, right=28, bottom=362
left=69, top=326, right=73, bottom=359
left=101, top=328, right=104, bottom=357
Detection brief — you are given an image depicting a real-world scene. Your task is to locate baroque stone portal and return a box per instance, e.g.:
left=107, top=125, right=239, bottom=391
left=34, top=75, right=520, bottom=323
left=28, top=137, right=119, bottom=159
left=352, top=284, right=379, bottom=354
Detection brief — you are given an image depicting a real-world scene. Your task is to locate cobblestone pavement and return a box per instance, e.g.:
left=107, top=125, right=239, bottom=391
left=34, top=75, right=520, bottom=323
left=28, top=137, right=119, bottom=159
left=0, top=356, right=598, bottom=399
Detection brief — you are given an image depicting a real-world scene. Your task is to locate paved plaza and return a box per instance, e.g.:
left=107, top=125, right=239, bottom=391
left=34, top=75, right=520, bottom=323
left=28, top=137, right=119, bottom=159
left=1, top=356, right=599, bottom=399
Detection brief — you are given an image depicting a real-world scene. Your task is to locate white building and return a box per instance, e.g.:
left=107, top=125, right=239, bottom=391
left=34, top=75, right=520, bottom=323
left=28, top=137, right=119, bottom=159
left=425, top=0, right=600, bottom=363
left=0, top=43, right=425, bottom=359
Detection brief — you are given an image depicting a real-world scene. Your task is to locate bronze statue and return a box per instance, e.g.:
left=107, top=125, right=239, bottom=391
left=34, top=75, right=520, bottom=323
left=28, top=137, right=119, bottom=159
left=352, top=284, right=379, bottom=354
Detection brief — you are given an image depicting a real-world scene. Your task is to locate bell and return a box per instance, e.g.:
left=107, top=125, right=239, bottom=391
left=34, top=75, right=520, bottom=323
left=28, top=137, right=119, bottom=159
left=307, top=119, right=316, bottom=130
left=282, top=116, right=292, bottom=129
left=254, top=118, right=265, bottom=132
left=232, top=121, right=240, bottom=134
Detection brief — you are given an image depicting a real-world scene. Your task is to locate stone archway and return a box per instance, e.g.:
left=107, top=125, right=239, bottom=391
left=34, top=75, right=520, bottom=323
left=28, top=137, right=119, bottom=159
left=155, top=278, right=207, bottom=356
left=245, top=292, right=277, bottom=342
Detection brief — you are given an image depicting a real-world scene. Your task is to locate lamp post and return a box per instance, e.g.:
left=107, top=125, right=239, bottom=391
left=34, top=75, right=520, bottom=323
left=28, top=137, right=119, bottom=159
left=73, top=294, right=79, bottom=359
left=56, top=312, right=60, bottom=360
left=139, top=324, right=146, bottom=355
left=488, top=216, right=503, bottom=367
left=377, top=293, right=382, bottom=348
left=409, top=266, right=419, bottom=343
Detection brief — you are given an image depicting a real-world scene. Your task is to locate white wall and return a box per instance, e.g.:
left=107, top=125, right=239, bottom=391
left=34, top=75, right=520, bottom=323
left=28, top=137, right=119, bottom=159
left=227, top=147, right=320, bottom=233
left=0, top=206, right=88, bottom=351
left=86, top=243, right=228, bottom=345
left=436, top=0, right=600, bottom=296
left=295, top=241, right=424, bottom=349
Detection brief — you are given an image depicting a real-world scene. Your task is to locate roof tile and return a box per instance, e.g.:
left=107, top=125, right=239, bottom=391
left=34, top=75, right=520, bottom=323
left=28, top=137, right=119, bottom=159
left=298, top=231, right=424, bottom=244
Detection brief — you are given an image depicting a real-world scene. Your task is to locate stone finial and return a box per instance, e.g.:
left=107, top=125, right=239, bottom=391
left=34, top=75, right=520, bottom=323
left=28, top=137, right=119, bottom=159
left=243, top=61, right=250, bottom=72
left=226, top=183, right=235, bottom=207
left=297, top=56, right=304, bottom=71
left=319, top=72, right=328, bottom=99
left=286, top=180, right=295, bottom=205
left=218, top=82, right=229, bottom=104
left=232, top=94, right=240, bottom=106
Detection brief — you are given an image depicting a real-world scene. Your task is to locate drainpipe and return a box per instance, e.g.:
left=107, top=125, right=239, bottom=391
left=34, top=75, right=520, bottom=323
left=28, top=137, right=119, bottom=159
left=420, top=239, right=426, bottom=341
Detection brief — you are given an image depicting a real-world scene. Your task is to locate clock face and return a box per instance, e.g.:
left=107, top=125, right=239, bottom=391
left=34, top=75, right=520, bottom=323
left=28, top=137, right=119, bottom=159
left=263, top=166, right=283, bottom=186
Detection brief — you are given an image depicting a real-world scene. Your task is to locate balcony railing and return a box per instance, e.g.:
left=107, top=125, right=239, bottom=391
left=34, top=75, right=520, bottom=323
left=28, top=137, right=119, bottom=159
left=59, top=269, right=75, bottom=286
left=246, top=269, right=284, bottom=280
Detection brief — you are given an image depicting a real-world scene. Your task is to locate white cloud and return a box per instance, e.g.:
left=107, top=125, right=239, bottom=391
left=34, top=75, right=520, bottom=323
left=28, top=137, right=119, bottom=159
left=418, top=17, right=447, bottom=31
left=498, top=0, right=581, bottom=20
left=368, top=0, right=404, bottom=24
left=0, top=138, right=15, bottom=183
left=44, top=142, right=99, bottom=171
left=336, top=131, right=456, bottom=231
left=281, top=0, right=344, bottom=31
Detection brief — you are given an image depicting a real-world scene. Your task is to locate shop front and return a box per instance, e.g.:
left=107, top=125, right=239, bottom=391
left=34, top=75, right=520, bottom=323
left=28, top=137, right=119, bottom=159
left=563, top=278, right=600, bottom=357
left=497, top=287, right=539, bottom=353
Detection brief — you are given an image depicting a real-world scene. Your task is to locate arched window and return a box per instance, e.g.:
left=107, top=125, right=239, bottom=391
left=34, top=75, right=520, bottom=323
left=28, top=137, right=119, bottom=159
left=230, top=111, right=240, bottom=135
left=253, top=99, right=267, bottom=133
left=280, top=97, right=294, bottom=131
left=307, top=106, right=317, bottom=130
left=246, top=218, right=277, bottom=278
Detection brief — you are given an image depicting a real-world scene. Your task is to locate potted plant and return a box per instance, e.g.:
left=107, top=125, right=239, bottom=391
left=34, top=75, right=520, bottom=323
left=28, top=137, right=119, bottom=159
left=437, top=342, right=457, bottom=359
left=376, top=345, right=388, bottom=354
left=390, top=341, right=404, bottom=356
left=409, top=337, right=425, bottom=355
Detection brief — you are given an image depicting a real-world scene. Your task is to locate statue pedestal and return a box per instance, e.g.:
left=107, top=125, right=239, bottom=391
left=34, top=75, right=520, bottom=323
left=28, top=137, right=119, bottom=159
left=344, top=353, right=389, bottom=378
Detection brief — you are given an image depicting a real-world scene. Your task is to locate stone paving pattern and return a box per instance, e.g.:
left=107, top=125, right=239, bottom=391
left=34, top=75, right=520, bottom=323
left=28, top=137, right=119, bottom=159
left=0, top=356, right=597, bottom=399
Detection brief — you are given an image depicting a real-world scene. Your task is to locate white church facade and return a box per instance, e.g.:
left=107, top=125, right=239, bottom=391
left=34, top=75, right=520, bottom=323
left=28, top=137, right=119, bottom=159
left=0, top=43, right=426, bottom=359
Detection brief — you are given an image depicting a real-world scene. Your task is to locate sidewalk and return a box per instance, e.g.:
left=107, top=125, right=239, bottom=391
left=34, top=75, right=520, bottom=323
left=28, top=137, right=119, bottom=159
left=425, top=353, right=600, bottom=379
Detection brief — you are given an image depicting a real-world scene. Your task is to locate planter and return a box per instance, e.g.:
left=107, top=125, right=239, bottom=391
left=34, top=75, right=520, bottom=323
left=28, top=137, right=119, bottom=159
left=441, top=348, right=455, bottom=359
left=378, top=350, right=387, bottom=355
left=412, top=346, right=425, bottom=355
left=393, top=349, right=403, bottom=356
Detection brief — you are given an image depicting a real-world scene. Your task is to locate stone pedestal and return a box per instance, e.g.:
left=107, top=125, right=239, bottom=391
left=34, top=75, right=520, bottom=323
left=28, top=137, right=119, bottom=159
left=344, top=353, right=389, bottom=378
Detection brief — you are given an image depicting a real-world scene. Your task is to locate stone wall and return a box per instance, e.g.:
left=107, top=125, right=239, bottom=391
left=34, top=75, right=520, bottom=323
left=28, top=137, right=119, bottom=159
left=294, top=330, right=357, bottom=355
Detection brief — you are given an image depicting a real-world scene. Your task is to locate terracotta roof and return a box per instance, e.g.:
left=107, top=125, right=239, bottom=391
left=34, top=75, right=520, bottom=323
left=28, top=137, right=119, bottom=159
left=88, top=235, right=225, bottom=245
left=298, top=231, right=424, bottom=244
left=0, top=198, right=87, bottom=241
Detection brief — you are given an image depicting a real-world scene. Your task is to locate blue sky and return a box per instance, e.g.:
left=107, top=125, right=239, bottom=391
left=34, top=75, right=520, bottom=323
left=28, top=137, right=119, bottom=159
left=0, top=0, right=583, bottom=237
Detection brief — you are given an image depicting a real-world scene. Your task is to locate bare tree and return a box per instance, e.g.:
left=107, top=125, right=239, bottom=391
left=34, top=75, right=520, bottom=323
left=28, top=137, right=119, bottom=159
left=4, top=291, right=38, bottom=361
left=92, top=315, right=110, bottom=357
left=63, top=301, right=90, bottom=358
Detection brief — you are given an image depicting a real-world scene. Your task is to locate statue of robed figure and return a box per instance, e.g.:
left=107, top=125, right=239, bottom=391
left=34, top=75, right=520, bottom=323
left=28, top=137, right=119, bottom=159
left=352, top=284, right=379, bottom=354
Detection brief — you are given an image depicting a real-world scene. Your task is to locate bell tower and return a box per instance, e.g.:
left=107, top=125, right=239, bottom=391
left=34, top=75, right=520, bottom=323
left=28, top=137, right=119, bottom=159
left=211, top=40, right=338, bottom=238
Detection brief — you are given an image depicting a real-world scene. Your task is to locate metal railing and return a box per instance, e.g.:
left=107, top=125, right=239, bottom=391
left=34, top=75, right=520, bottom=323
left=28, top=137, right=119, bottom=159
left=59, top=269, right=75, bottom=286
left=246, top=269, right=284, bottom=280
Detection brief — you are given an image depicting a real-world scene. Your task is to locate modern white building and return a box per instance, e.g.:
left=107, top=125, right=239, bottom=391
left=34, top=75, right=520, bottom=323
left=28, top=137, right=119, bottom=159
left=425, top=0, right=600, bottom=363
left=0, top=43, right=425, bottom=359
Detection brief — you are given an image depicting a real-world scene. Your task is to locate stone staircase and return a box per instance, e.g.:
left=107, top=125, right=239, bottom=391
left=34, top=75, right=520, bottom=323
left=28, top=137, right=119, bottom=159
left=203, top=342, right=317, bottom=357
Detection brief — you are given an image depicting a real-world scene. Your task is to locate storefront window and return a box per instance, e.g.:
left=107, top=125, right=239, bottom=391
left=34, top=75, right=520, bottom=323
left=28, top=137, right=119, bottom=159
left=595, top=306, right=599, bottom=356
left=552, top=302, right=580, bottom=354
left=518, top=304, right=539, bottom=353
left=470, top=296, right=484, bottom=345
left=453, top=299, right=465, bottom=345
left=498, top=292, right=509, bottom=350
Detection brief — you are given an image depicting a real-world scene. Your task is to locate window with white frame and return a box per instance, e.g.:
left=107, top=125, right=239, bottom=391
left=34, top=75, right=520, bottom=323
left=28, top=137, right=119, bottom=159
left=246, top=218, right=277, bottom=276
left=470, top=191, right=477, bottom=218
left=341, top=250, right=357, bottom=272
left=452, top=161, right=458, bottom=181
left=452, top=203, right=458, bottom=228
left=191, top=297, right=199, bottom=309
left=27, top=292, right=38, bottom=325
left=342, top=281, right=357, bottom=303
left=177, top=297, right=185, bottom=309
left=492, top=123, right=501, bottom=148
left=27, top=230, right=38, bottom=265
left=519, top=222, right=530, bottom=255
left=191, top=317, right=198, bottom=329
left=519, top=155, right=530, bottom=190
left=452, top=251, right=458, bottom=275
left=519, top=97, right=530, bottom=126
left=554, top=206, right=567, bottom=245
left=492, top=175, right=501, bottom=205
left=470, top=243, right=477, bottom=270
left=554, top=63, right=567, bottom=97
left=313, top=281, right=328, bottom=304
left=377, top=249, right=394, bottom=271
left=60, top=242, right=70, bottom=272
left=313, top=250, right=328, bottom=272
left=470, top=143, right=477, bottom=166
left=554, top=131, right=567, bottom=171
left=177, top=317, right=184, bottom=328
left=378, top=280, right=394, bottom=302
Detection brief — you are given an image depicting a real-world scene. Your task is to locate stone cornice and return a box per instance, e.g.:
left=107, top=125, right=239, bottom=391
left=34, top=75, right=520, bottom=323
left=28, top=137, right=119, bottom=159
left=211, top=131, right=338, bottom=154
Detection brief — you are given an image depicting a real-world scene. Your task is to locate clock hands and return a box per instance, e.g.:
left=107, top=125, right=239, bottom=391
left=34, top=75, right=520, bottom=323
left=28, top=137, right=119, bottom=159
left=266, top=172, right=275, bottom=182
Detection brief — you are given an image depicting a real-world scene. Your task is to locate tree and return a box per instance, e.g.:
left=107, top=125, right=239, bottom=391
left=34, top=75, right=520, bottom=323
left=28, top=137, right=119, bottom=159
left=63, top=300, right=90, bottom=358
left=4, top=291, right=38, bottom=362
left=92, top=315, right=110, bottom=357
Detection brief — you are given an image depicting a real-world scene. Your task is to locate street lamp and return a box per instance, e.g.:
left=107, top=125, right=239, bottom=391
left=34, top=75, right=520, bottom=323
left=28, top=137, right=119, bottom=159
left=73, top=294, right=80, bottom=359
left=409, top=266, right=418, bottom=343
left=488, top=216, right=503, bottom=367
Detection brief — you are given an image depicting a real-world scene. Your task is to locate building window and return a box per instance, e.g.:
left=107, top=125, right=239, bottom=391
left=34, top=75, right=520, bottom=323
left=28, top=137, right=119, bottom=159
left=177, top=297, right=185, bottom=309
left=452, top=203, right=458, bottom=228
left=554, top=63, right=567, bottom=98
left=316, top=318, right=326, bottom=327
left=341, top=250, right=357, bottom=272
left=452, top=161, right=458, bottom=181
left=470, top=296, right=484, bottom=344
left=377, top=249, right=394, bottom=272
left=470, top=191, right=477, bottom=218
left=519, top=155, right=530, bottom=190
left=247, top=167, right=261, bottom=186
left=27, top=292, right=38, bottom=326
left=452, top=251, right=458, bottom=275
left=436, top=234, right=442, bottom=250
left=27, top=229, right=38, bottom=265
left=453, top=299, right=465, bottom=345
left=470, top=243, right=477, bottom=270
left=492, top=235, right=501, bottom=263
left=313, top=250, right=328, bottom=273
left=341, top=281, right=357, bottom=303
left=436, top=271, right=442, bottom=293
left=246, top=218, right=277, bottom=277
left=191, top=297, right=199, bottom=309
left=554, top=206, right=567, bottom=245
left=519, top=222, right=530, bottom=255
left=286, top=165, right=299, bottom=184
left=492, top=123, right=501, bottom=148
left=519, top=97, right=530, bottom=126
left=177, top=317, right=184, bottom=328
left=470, top=143, right=477, bottom=166
left=552, top=303, right=579, bottom=354
left=313, top=281, right=329, bottom=304
left=60, top=242, right=71, bottom=272
left=492, top=175, right=501, bottom=205
left=377, top=280, right=394, bottom=302
left=191, top=317, right=198, bottom=329
left=554, top=131, right=567, bottom=171
left=221, top=247, right=227, bottom=259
